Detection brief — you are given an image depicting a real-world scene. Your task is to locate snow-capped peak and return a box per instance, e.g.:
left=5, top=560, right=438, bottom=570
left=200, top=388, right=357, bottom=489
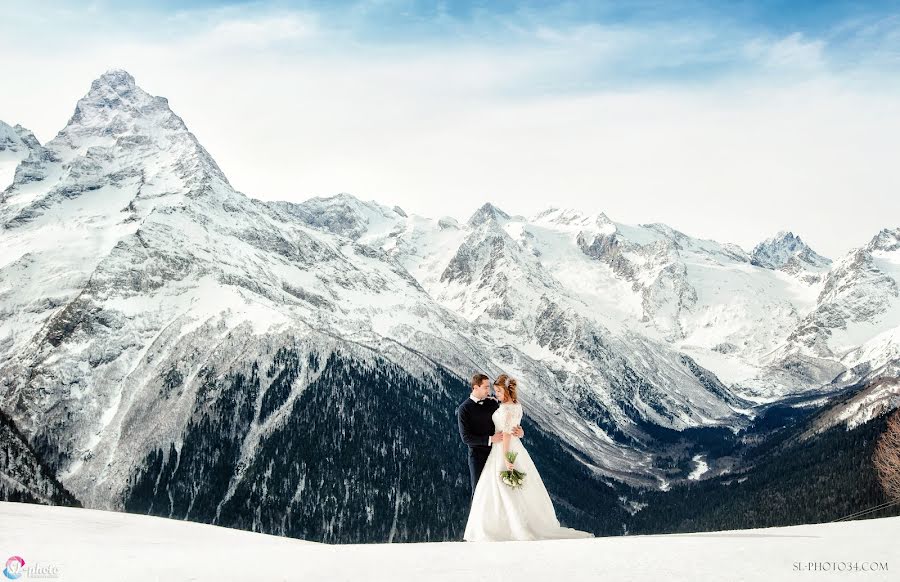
left=45, top=69, right=228, bottom=185
left=750, top=230, right=831, bottom=272
left=63, top=69, right=228, bottom=186
left=0, top=120, right=41, bottom=152
left=60, top=69, right=165, bottom=138
left=467, top=202, right=510, bottom=227
left=92, top=68, right=137, bottom=93
left=1, top=69, right=245, bottom=233
left=867, top=228, right=900, bottom=253
left=0, top=121, right=42, bottom=191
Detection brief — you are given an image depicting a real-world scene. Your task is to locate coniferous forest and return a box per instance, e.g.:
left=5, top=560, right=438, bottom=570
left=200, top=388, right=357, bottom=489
left=625, top=410, right=900, bottom=533
left=4, top=345, right=898, bottom=543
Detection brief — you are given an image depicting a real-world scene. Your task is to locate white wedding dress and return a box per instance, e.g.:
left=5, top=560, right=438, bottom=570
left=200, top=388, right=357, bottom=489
left=463, top=401, right=595, bottom=541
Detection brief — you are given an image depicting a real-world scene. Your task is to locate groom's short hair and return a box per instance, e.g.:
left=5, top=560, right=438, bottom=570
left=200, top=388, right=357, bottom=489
left=471, top=373, right=489, bottom=388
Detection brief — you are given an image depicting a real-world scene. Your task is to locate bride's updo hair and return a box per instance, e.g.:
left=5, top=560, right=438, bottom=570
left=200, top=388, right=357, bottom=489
left=507, top=377, right=519, bottom=403
left=494, top=374, right=518, bottom=403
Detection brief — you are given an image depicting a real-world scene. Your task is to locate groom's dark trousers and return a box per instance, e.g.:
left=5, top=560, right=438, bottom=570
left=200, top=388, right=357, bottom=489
left=457, top=396, right=500, bottom=498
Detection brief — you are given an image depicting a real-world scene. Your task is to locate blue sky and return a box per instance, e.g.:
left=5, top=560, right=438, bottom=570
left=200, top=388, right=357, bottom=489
left=1, top=0, right=899, bottom=256
left=8, top=0, right=900, bottom=82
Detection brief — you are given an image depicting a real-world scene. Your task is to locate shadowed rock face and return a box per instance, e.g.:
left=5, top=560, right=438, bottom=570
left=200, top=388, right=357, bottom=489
left=466, top=202, right=510, bottom=228
left=786, top=231, right=900, bottom=360
left=751, top=231, right=831, bottom=271
left=576, top=226, right=699, bottom=338
left=0, top=121, right=44, bottom=194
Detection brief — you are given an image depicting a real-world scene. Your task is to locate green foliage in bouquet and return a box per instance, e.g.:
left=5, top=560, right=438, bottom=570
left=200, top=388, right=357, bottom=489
left=500, top=451, right=527, bottom=489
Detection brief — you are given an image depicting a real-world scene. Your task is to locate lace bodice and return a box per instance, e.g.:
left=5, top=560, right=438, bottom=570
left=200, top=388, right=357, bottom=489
left=492, top=402, right=523, bottom=433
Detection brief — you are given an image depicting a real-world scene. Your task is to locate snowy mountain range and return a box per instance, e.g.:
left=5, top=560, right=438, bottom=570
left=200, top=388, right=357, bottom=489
left=290, top=192, right=899, bottom=400
left=1, top=69, right=898, bottom=541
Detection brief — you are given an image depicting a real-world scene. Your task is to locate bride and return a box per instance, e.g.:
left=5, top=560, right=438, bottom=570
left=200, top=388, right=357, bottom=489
left=463, top=374, right=595, bottom=542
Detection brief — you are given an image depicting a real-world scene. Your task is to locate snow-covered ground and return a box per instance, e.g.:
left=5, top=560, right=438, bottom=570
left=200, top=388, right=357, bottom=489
left=1, top=501, right=897, bottom=581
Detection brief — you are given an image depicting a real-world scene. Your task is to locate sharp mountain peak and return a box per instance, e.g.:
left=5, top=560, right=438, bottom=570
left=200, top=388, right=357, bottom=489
left=467, top=202, right=511, bottom=228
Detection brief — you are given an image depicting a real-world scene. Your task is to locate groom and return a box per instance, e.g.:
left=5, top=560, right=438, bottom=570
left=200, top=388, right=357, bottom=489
left=457, top=373, right=525, bottom=498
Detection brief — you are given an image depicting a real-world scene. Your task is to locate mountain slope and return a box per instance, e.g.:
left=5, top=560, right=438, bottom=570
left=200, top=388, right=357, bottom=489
left=797, top=377, right=900, bottom=439
left=265, top=197, right=756, bottom=474
left=0, top=70, right=498, bottom=511
left=629, top=411, right=900, bottom=535
left=767, top=229, right=900, bottom=391
left=283, top=197, right=827, bottom=398
left=291, top=196, right=900, bottom=405
left=0, top=407, right=80, bottom=506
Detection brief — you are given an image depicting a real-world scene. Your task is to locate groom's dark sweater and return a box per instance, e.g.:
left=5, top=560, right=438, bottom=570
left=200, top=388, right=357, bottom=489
left=457, top=395, right=499, bottom=447
left=457, top=395, right=499, bottom=497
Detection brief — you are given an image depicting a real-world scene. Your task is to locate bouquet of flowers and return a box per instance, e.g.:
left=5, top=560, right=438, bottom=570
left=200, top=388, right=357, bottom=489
left=500, top=451, right=526, bottom=489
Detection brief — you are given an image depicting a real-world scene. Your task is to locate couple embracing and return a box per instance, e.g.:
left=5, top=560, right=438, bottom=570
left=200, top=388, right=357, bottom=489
left=456, top=373, right=595, bottom=542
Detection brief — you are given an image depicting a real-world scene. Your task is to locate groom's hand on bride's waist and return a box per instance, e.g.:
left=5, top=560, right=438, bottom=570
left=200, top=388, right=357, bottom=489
left=490, top=427, right=524, bottom=442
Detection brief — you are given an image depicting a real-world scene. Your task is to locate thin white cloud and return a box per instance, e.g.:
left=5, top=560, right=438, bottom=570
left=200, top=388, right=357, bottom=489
left=203, top=13, right=320, bottom=47
left=744, top=32, right=827, bottom=71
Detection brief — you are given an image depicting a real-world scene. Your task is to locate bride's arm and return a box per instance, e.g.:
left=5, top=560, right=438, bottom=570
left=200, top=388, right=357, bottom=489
left=512, top=404, right=524, bottom=439
left=501, top=407, right=516, bottom=470
left=502, top=431, right=515, bottom=470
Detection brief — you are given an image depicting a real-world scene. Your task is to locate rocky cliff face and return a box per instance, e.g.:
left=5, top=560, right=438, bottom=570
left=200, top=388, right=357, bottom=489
left=751, top=230, right=831, bottom=283
left=797, top=377, right=900, bottom=440
left=767, top=228, right=900, bottom=391
left=0, top=121, right=43, bottom=192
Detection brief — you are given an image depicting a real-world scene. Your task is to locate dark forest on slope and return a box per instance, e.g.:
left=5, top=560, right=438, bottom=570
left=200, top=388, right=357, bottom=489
left=122, top=348, right=625, bottom=542
left=0, top=408, right=80, bottom=507
left=625, top=409, right=900, bottom=533
left=5, top=351, right=898, bottom=543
